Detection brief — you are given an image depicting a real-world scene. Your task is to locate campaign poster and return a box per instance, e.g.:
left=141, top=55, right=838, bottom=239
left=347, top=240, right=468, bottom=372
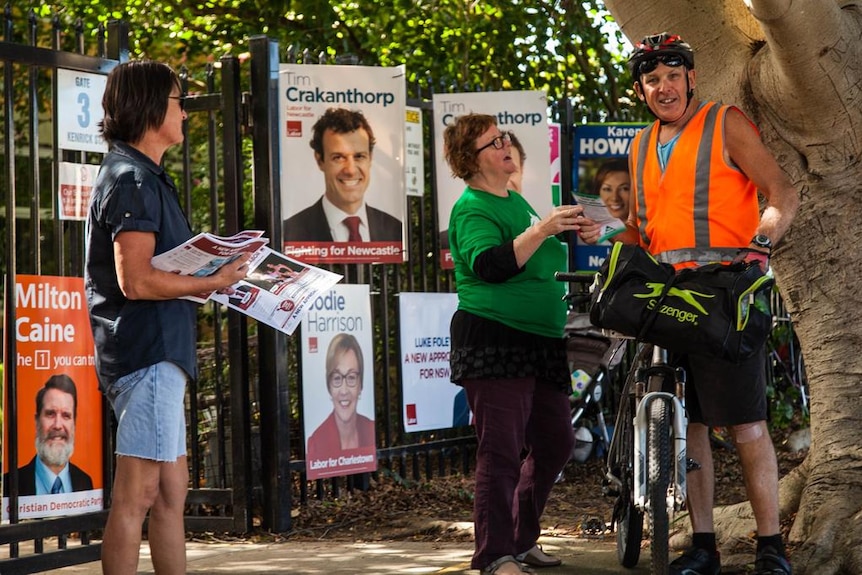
left=279, top=64, right=407, bottom=265
left=550, top=122, right=562, bottom=207
left=572, top=123, right=647, bottom=272
left=399, top=292, right=465, bottom=433
left=58, top=162, right=99, bottom=221
left=432, top=91, right=551, bottom=269
left=301, top=284, right=377, bottom=480
left=2, top=275, right=103, bottom=520
left=404, top=106, right=425, bottom=197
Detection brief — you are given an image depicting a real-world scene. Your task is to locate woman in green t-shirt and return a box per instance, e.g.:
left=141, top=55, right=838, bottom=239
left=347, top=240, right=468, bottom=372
left=443, top=114, right=586, bottom=575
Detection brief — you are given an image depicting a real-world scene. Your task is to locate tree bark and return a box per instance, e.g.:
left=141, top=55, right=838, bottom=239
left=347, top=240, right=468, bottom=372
left=603, top=1, right=862, bottom=573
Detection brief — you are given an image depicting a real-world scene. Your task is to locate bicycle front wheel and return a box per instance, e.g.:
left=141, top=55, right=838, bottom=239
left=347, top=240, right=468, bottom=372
left=647, top=397, right=672, bottom=574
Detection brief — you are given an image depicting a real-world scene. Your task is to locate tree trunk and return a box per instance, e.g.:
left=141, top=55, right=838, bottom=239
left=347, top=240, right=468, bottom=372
left=603, top=1, right=862, bottom=573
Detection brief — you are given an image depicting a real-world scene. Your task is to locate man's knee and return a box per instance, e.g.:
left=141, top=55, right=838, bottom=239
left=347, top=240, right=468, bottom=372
left=729, top=421, right=766, bottom=444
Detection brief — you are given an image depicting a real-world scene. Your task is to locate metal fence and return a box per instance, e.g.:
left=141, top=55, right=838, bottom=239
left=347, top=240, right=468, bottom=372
left=1, top=13, right=529, bottom=573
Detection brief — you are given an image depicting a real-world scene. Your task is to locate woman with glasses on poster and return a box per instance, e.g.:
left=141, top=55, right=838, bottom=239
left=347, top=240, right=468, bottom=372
left=443, top=113, right=585, bottom=575
left=306, top=333, right=375, bottom=462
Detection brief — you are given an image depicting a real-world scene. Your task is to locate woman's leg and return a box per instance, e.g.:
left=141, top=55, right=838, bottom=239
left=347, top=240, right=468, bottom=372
left=514, top=383, right=574, bottom=553
left=464, top=378, right=534, bottom=570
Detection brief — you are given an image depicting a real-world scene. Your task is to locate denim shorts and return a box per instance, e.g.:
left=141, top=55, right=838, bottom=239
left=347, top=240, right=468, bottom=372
left=105, top=361, right=188, bottom=462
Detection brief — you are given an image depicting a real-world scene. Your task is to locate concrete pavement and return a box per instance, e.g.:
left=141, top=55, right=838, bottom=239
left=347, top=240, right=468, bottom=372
left=54, top=535, right=654, bottom=574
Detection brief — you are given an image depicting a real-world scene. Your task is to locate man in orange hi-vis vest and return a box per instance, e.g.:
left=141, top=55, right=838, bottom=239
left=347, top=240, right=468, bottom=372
left=577, top=33, right=799, bottom=575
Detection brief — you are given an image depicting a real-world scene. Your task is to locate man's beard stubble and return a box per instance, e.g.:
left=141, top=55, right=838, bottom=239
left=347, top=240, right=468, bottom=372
left=35, top=431, right=74, bottom=468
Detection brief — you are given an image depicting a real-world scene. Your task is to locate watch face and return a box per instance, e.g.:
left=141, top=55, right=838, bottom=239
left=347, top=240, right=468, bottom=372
left=753, top=234, right=772, bottom=249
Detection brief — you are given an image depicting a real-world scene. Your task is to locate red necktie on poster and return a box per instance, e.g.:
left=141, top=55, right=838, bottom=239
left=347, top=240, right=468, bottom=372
left=343, top=216, right=362, bottom=242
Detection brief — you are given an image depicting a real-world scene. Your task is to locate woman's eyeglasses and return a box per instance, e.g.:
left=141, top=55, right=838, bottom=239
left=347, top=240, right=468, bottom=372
left=637, top=54, right=686, bottom=76
left=328, top=370, right=361, bottom=388
left=476, top=131, right=512, bottom=154
left=168, top=95, right=186, bottom=112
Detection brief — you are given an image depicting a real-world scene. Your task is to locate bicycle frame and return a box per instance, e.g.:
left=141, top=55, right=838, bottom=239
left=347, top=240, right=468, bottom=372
left=632, top=345, right=688, bottom=515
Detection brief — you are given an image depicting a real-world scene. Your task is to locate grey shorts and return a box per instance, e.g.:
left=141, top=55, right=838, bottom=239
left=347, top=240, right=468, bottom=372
left=105, top=361, right=188, bottom=462
left=673, top=348, right=767, bottom=427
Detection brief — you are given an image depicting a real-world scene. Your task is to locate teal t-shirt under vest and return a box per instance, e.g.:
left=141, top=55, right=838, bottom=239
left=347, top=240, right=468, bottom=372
left=449, top=187, right=567, bottom=338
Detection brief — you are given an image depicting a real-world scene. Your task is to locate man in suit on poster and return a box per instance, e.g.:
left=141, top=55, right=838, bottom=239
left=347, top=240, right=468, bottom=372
left=283, top=107, right=402, bottom=242
left=3, top=374, right=93, bottom=496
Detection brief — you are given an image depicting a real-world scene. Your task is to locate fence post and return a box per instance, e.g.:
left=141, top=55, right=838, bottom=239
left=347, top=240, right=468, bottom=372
left=105, top=19, right=128, bottom=62
left=248, top=34, right=293, bottom=532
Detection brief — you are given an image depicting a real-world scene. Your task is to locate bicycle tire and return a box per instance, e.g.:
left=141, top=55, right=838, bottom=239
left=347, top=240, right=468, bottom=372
left=608, top=344, right=650, bottom=568
left=615, top=393, right=644, bottom=568
left=647, top=397, right=672, bottom=575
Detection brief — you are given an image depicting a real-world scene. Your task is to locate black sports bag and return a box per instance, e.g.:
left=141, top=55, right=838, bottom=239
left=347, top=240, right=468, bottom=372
left=588, top=243, right=774, bottom=363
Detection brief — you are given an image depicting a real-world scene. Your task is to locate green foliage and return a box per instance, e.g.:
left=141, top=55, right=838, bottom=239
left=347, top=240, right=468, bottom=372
left=765, top=320, right=809, bottom=430
left=17, top=0, right=641, bottom=122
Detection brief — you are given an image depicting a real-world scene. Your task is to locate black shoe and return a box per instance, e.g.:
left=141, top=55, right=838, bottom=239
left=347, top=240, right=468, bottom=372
left=754, top=546, right=792, bottom=574
left=669, top=547, right=721, bottom=575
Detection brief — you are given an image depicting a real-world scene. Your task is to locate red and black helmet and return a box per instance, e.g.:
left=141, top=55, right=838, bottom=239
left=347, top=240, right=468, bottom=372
left=628, top=33, right=694, bottom=78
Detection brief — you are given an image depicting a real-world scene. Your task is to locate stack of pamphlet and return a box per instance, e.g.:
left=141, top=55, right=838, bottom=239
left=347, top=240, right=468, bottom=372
left=152, top=230, right=342, bottom=335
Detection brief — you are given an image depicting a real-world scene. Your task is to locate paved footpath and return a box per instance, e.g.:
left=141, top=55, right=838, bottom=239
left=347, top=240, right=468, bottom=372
left=54, top=535, right=655, bottom=574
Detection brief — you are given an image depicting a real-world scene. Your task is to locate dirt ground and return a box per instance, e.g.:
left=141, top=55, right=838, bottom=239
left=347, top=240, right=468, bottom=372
left=281, top=428, right=807, bottom=554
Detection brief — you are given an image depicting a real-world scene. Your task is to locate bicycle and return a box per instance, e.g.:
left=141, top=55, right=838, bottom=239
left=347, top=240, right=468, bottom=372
left=604, top=341, right=692, bottom=574
left=555, top=273, right=628, bottom=467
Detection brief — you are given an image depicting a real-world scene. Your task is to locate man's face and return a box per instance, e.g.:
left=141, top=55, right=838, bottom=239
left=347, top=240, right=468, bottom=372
left=636, top=62, right=696, bottom=123
left=35, top=388, right=75, bottom=470
left=317, top=128, right=372, bottom=215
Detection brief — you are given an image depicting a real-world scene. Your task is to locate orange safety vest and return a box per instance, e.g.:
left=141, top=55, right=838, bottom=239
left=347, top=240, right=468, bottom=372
left=629, top=102, right=760, bottom=267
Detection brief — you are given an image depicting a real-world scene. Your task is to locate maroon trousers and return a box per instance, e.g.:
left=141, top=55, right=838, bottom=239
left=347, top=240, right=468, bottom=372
left=464, top=377, right=575, bottom=570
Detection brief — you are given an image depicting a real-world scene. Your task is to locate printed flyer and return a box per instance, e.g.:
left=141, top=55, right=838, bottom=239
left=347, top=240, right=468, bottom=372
left=3, top=275, right=103, bottom=520
left=433, top=90, right=551, bottom=269
left=399, top=292, right=463, bottom=432
left=301, top=284, right=377, bottom=479
left=279, top=64, right=407, bottom=264
left=572, top=123, right=647, bottom=272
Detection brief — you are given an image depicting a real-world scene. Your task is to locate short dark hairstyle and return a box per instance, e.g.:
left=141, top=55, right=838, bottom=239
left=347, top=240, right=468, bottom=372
left=310, top=108, right=376, bottom=157
left=591, top=158, right=630, bottom=195
left=36, top=374, right=78, bottom=419
left=443, top=113, right=498, bottom=180
left=99, top=60, right=181, bottom=145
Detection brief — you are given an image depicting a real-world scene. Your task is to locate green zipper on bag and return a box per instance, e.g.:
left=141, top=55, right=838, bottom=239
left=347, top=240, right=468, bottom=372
left=736, top=274, right=773, bottom=331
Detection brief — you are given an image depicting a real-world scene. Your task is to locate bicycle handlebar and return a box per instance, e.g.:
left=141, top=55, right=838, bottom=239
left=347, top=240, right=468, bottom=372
left=554, top=271, right=596, bottom=284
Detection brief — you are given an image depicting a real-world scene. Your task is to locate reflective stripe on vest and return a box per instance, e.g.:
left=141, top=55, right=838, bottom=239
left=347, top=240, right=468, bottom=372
left=656, top=247, right=738, bottom=266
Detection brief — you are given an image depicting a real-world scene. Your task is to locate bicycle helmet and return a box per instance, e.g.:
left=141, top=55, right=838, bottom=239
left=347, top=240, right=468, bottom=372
left=628, top=33, right=694, bottom=79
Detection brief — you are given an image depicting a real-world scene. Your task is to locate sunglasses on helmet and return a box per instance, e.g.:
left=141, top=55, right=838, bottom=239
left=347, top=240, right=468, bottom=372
left=637, top=54, right=686, bottom=76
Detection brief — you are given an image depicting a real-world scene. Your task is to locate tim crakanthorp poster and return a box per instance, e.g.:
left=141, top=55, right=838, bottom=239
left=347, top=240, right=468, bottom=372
left=399, top=292, right=465, bottom=433
left=572, top=123, right=646, bottom=272
left=301, top=284, right=377, bottom=480
left=279, top=64, right=407, bottom=265
left=3, top=275, right=103, bottom=521
left=433, top=91, right=552, bottom=269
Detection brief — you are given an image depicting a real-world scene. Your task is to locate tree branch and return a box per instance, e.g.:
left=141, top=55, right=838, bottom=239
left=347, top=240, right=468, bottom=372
left=746, top=0, right=862, bottom=174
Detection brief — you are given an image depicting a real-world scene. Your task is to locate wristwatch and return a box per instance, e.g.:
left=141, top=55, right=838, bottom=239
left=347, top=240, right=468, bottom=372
left=751, top=234, right=772, bottom=253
